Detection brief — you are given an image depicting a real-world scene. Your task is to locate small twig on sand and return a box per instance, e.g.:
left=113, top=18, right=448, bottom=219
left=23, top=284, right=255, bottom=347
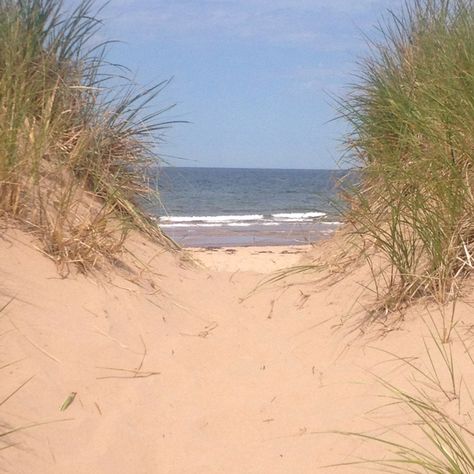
left=229, top=270, right=239, bottom=283
left=96, top=335, right=160, bottom=380
left=267, top=300, right=275, bottom=319
left=0, top=297, right=15, bottom=318
left=91, top=323, right=137, bottom=353
left=0, top=376, right=34, bottom=406
left=9, top=318, right=61, bottom=363
left=96, top=372, right=160, bottom=380
left=136, top=334, right=147, bottom=373
left=180, top=321, right=218, bottom=338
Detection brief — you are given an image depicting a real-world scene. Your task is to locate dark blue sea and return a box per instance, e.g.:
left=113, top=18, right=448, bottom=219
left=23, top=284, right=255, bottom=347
left=148, top=167, right=347, bottom=247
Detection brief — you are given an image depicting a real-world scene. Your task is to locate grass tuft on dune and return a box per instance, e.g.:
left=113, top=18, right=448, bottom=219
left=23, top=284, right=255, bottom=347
left=0, top=0, right=177, bottom=272
left=334, top=1, right=474, bottom=471
left=340, top=0, right=474, bottom=311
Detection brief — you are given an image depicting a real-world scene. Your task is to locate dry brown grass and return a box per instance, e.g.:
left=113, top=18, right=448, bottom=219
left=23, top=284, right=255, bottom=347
left=0, top=0, right=178, bottom=272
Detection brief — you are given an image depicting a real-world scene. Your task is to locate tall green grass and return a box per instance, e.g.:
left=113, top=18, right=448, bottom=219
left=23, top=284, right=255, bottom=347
left=340, top=0, right=474, bottom=309
left=333, top=1, right=474, bottom=470
left=0, top=0, right=177, bottom=271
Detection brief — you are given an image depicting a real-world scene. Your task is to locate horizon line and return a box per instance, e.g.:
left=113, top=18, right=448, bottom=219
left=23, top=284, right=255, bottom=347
left=160, top=165, right=349, bottom=171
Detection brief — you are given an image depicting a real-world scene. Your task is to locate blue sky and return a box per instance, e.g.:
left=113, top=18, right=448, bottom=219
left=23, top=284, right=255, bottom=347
left=65, top=0, right=397, bottom=169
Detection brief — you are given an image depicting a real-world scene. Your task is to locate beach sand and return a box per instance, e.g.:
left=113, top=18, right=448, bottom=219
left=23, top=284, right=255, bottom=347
left=0, top=228, right=473, bottom=473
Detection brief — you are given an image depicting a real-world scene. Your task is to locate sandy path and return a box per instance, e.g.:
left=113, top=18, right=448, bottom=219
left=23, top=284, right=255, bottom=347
left=1, top=231, right=472, bottom=473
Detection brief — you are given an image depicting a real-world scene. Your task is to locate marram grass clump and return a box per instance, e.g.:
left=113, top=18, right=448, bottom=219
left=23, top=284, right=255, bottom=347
left=0, top=0, right=177, bottom=272
left=341, top=0, right=474, bottom=310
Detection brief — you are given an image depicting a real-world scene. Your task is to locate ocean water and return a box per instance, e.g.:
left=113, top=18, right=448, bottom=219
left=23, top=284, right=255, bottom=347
left=148, top=167, right=347, bottom=247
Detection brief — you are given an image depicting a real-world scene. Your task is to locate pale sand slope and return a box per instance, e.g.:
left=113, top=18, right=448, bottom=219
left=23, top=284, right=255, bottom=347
left=0, top=229, right=473, bottom=473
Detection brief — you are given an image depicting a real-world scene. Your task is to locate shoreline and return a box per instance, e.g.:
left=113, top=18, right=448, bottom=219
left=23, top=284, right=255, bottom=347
left=163, top=221, right=340, bottom=248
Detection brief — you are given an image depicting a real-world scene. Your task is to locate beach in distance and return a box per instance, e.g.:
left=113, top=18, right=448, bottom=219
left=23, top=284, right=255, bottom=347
left=151, top=167, right=346, bottom=247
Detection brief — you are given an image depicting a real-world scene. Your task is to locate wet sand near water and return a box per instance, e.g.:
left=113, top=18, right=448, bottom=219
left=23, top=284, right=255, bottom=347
left=163, top=221, right=341, bottom=247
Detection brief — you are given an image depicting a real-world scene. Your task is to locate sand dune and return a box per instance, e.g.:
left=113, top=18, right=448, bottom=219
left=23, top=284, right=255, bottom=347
left=0, top=229, right=473, bottom=473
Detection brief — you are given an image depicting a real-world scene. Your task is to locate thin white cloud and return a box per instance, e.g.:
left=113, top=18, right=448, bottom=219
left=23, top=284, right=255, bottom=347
left=91, top=0, right=391, bottom=50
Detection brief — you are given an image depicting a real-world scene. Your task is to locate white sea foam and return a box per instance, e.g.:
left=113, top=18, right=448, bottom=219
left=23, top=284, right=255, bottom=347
left=272, top=211, right=326, bottom=220
left=159, top=214, right=264, bottom=224
left=158, top=210, right=333, bottom=227
left=160, top=223, right=223, bottom=228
